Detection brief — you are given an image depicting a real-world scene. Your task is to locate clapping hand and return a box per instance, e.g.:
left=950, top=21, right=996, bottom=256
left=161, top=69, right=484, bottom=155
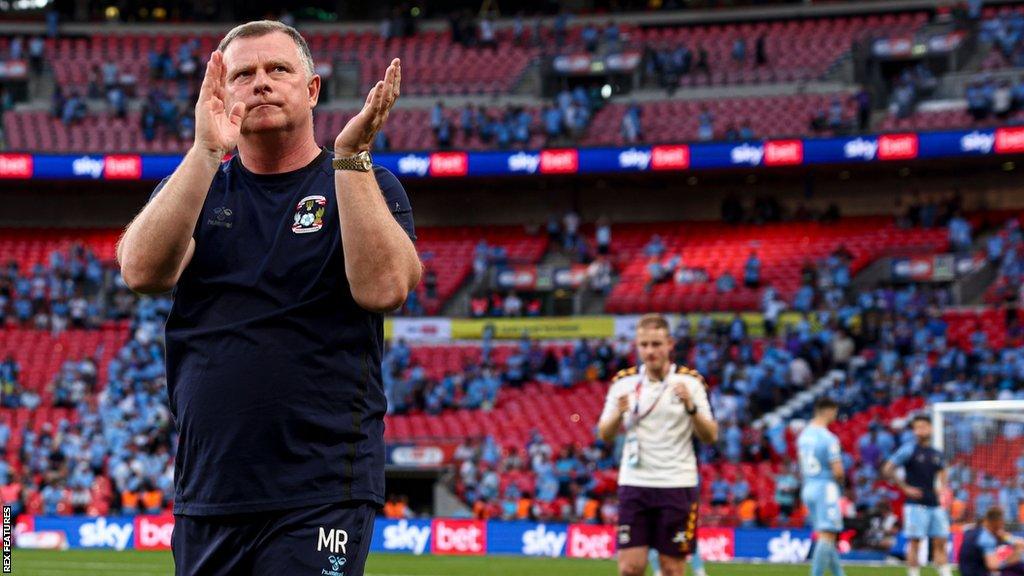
left=194, top=51, right=245, bottom=157
left=335, top=58, right=401, bottom=157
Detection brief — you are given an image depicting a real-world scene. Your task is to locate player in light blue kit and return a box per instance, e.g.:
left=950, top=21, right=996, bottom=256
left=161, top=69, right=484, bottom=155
left=881, top=414, right=952, bottom=576
left=797, top=397, right=846, bottom=576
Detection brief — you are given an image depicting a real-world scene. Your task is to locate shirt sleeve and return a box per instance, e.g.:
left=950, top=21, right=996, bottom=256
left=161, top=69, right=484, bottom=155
left=827, top=433, right=842, bottom=463
left=689, top=375, right=713, bottom=419
left=373, top=165, right=416, bottom=242
left=886, top=443, right=913, bottom=467
left=599, top=381, right=624, bottom=428
left=978, top=530, right=999, bottom=555
left=147, top=176, right=171, bottom=203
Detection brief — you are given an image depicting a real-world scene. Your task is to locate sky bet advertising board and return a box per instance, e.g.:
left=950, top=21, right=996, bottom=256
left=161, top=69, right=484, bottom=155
left=14, top=515, right=1017, bottom=563
left=5, top=126, right=1024, bottom=181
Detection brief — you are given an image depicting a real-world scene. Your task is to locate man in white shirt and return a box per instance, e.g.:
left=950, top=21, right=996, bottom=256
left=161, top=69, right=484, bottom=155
left=598, top=313, right=719, bottom=576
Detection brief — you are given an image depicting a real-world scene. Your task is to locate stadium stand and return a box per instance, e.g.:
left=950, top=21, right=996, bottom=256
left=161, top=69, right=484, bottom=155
left=3, top=3, right=1024, bottom=563
left=582, top=92, right=857, bottom=146
left=1, top=91, right=870, bottom=154
left=0, top=9, right=942, bottom=154
left=604, top=217, right=950, bottom=313
left=407, top=227, right=548, bottom=315
left=637, top=12, right=927, bottom=88
left=978, top=4, right=1024, bottom=71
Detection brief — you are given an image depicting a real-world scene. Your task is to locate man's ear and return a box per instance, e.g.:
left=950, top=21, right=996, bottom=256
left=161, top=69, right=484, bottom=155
left=308, top=74, right=321, bottom=108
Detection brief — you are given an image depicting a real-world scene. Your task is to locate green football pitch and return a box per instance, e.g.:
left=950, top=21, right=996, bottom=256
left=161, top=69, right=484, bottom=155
left=10, top=550, right=958, bottom=576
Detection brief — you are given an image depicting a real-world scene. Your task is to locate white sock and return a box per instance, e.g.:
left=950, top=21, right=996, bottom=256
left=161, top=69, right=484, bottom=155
left=908, top=568, right=920, bottom=576
left=938, top=565, right=952, bottom=576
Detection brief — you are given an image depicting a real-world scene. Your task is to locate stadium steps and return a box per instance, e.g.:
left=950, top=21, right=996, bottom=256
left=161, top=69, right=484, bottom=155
left=579, top=290, right=609, bottom=316
left=958, top=259, right=999, bottom=305
left=433, top=480, right=472, bottom=517
left=508, top=59, right=542, bottom=96
left=847, top=256, right=894, bottom=295
left=819, top=51, right=854, bottom=84
left=751, top=369, right=843, bottom=430
left=439, top=274, right=477, bottom=317
left=331, top=61, right=364, bottom=100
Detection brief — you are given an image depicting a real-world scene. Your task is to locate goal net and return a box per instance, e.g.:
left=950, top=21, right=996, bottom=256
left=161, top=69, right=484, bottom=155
left=933, top=400, right=1024, bottom=529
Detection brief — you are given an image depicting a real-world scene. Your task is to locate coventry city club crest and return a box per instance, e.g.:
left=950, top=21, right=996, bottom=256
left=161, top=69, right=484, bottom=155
left=292, top=195, right=327, bottom=234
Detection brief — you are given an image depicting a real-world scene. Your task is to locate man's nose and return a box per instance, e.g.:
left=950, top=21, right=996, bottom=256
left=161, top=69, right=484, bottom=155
left=252, top=68, right=272, bottom=94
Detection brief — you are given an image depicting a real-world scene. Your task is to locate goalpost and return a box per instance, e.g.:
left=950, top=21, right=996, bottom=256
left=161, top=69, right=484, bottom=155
left=933, top=400, right=1024, bottom=528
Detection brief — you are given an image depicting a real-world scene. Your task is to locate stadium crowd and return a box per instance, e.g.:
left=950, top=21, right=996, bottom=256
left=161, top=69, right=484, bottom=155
left=1, top=293, right=175, bottom=518
left=0, top=211, right=1020, bottom=532
left=0, top=243, right=112, bottom=335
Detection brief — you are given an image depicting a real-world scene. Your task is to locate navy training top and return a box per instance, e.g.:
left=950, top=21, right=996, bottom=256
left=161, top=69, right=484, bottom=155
left=154, top=149, right=414, bottom=516
left=886, top=442, right=945, bottom=507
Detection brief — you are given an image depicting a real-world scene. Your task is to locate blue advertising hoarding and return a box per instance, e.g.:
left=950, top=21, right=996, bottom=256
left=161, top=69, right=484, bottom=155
left=2, top=126, right=1022, bottom=182
left=32, top=516, right=136, bottom=551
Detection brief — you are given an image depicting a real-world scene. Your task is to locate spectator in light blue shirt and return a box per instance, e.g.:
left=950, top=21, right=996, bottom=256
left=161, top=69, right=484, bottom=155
left=430, top=101, right=444, bottom=133
left=732, top=478, right=751, bottom=502
left=543, top=106, right=563, bottom=140
left=711, top=478, right=730, bottom=505
left=724, top=422, right=743, bottom=462
left=975, top=490, right=996, bottom=517
left=987, top=233, right=1005, bottom=263
left=460, top=104, right=474, bottom=138
left=744, top=251, right=761, bottom=287
left=732, top=38, right=746, bottom=62
left=949, top=214, right=973, bottom=252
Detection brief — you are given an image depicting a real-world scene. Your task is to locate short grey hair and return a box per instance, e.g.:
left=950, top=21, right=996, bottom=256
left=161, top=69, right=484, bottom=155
left=217, top=20, right=315, bottom=78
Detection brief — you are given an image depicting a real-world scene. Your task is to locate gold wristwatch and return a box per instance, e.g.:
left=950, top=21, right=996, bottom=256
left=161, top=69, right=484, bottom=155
left=332, top=151, right=373, bottom=172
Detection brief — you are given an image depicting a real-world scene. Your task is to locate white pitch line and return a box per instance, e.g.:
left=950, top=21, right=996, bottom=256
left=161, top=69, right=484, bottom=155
left=13, top=561, right=170, bottom=574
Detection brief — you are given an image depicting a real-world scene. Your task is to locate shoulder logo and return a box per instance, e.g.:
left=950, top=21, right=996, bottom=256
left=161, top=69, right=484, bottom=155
left=293, top=195, right=327, bottom=234
left=612, top=366, right=638, bottom=382
left=676, top=365, right=708, bottom=387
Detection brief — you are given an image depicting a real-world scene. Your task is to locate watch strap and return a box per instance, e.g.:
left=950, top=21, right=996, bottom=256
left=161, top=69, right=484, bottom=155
left=333, top=151, right=372, bottom=172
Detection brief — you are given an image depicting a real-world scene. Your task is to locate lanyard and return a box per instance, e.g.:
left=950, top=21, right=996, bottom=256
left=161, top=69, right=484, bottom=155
left=632, top=364, right=673, bottom=425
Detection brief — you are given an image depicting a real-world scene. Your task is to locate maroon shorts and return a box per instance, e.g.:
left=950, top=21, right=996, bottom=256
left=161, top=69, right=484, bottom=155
left=617, top=485, right=699, bottom=558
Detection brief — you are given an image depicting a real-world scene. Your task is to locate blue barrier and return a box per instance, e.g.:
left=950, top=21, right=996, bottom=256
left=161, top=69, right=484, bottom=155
left=32, top=516, right=135, bottom=551
left=18, top=514, right=1023, bottom=563
left=2, top=126, right=1022, bottom=181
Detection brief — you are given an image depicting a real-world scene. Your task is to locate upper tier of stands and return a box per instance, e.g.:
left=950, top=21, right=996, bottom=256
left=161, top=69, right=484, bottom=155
left=32, top=32, right=536, bottom=97
left=583, top=92, right=855, bottom=147
left=2, top=93, right=853, bottom=153
left=604, top=217, right=950, bottom=313
left=18, top=11, right=927, bottom=94
left=878, top=107, right=1024, bottom=133
left=636, top=12, right=926, bottom=87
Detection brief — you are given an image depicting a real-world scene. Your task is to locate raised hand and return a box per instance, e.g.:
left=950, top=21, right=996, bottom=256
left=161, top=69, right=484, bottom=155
left=194, top=51, right=246, bottom=157
left=674, top=382, right=694, bottom=410
left=617, top=395, right=630, bottom=416
left=335, top=58, right=401, bottom=157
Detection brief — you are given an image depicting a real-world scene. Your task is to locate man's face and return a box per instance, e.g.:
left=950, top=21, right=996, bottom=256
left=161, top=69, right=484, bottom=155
left=635, top=326, right=672, bottom=374
left=988, top=516, right=1005, bottom=533
left=221, top=32, right=319, bottom=136
left=820, top=406, right=839, bottom=425
left=912, top=419, right=931, bottom=442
